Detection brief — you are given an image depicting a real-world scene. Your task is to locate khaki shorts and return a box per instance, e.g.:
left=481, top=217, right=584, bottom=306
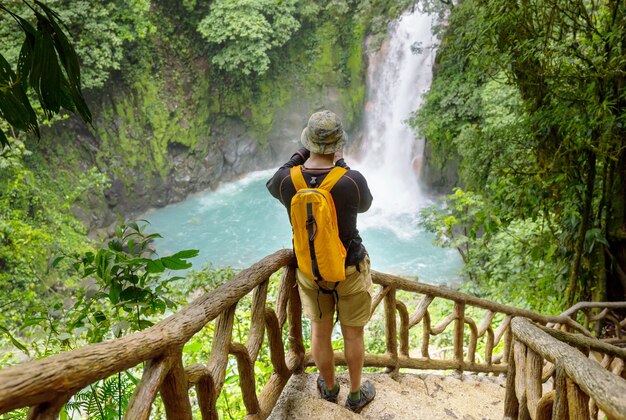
left=296, top=255, right=373, bottom=327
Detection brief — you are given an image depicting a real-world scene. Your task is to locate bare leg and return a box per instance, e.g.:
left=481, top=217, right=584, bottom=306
left=311, top=320, right=335, bottom=389
left=341, top=324, right=365, bottom=393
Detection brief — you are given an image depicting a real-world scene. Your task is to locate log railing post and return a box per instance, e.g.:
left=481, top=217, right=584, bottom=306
left=199, top=304, right=236, bottom=418
left=552, top=366, right=569, bottom=419
left=396, top=301, right=410, bottom=357
left=384, top=287, right=398, bottom=372
left=453, top=301, right=466, bottom=372
left=286, top=264, right=305, bottom=373
left=465, top=316, right=478, bottom=365
left=536, top=392, right=555, bottom=420
left=421, top=311, right=431, bottom=359
left=566, top=378, right=589, bottom=420
left=160, top=354, right=192, bottom=420
left=525, top=347, right=543, bottom=418
left=126, top=356, right=172, bottom=419
left=513, top=340, right=531, bottom=420
left=276, top=267, right=292, bottom=328
left=229, top=343, right=260, bottom=416
left=409, top=294, right=434, bottom=328
left=195, top=376, right=216, bottom=420
left=485, top=327, right=495, bottom=366
left=265, top=309, right=289, bottom=377
left=502, top=317, right=513, bottom=360
left=247, top=280, right=269, bottom=361
left=370, top=285, right=389, bottom=315
left=27, top=394, right=71, bottom=420
left=504, top=342, right=519, bottom=420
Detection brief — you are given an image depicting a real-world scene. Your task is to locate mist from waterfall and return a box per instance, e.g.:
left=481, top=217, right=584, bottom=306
left=354, top=9, right=435, bottom=240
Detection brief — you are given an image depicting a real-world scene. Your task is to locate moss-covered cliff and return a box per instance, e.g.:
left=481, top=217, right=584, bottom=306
left=26, top=1, right=394, bottom=232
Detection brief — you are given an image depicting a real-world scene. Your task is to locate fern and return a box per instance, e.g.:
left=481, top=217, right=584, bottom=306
left=65, top=372, right=135, bottom=419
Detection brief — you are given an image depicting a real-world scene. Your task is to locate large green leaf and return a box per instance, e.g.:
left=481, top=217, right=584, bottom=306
left=0, top=2, right=92, bottom=139
left=0, top=53, right=38, bottom=136
left=138, top=319, right=154, bottom=329
left=145, top=259, right=165, bottom=273
left=30, top=28, right=62, bottom=119
left=0, top=88, right=31, bottom=129
left=120, top=286, right=148, bottom=302
left=161, top=257, right=193, bottom=270
left=171, top=249, right=200, bottom=259
left=109, top=282, right=122, bottom=305
left=35, top=1, right=91, bottom=124
left=17, top=29, right=35, bottom=91
left=0, top=4, right=37, bottom=36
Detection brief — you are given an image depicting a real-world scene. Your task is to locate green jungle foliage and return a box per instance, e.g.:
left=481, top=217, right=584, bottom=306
left=0, top=0, right=153, bottom=91
left=0, top=139, right=107, bottom=330
left=197, top=0, right=300, bottom=76
left=1, top=221, right=213, bottom=418
left=415, top=0, right=626, bottom=314
left=0, top=1, right=93, bottom=146
left=0, top=1, right=413, bottom=417
left=0, top=0, right=410, bottom=341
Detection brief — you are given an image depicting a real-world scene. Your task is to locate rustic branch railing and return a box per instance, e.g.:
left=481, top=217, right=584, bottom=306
left=551, top=301, right=626, bottom=345
left=505, top=317, right=626, bottom=420
left=323, top=271, right=618, bottom=375
left=0, top=249, right=295, bottom=419
left=0, top=249, right=625, bottom=419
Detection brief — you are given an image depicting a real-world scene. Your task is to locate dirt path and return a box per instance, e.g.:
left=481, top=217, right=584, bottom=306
left=268, top=372, right=506, bottom=419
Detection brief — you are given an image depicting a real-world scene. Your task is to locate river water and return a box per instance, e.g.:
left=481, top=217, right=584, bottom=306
left=141, top=9, right=462, bottom=285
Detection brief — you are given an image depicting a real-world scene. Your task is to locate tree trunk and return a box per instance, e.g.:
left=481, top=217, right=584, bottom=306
left=606, top=146, right=626, bottom=303
left=593, top=158, right=611, bottom=304
left=567, top=151, right=596, bottom=307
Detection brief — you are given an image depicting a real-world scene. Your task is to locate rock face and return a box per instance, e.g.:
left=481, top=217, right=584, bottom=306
left=269, top=372, right=506, bottom=420
left=47, top=19, right=362, bottom=235
left=421, top=140, right=460, bottom=194
left=77, top=89, right=350, bottom=233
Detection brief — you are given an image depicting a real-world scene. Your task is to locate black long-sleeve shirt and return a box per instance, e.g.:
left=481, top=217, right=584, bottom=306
left=266, top=148, right=373, bottom=266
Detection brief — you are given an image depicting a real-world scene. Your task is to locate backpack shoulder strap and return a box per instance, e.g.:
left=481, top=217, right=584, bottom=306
left=290, top=165, right=308, bottom=191
left=318, top=166, right=348, bottom=191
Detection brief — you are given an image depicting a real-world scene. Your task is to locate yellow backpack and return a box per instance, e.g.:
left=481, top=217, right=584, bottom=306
left=290, top=165, right=347, bottom=282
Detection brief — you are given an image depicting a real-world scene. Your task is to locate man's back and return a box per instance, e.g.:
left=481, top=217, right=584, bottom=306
left=266, top=151, right=372, bottom=266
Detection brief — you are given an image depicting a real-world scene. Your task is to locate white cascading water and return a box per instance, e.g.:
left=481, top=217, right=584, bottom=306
left=354, top=9, right=435, bottom=239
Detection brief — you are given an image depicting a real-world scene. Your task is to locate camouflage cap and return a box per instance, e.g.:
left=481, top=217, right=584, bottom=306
left=300, top=110, right=347, bottom=155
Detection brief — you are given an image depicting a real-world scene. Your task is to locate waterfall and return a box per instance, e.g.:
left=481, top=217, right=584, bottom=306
left=353, top=9, right=436, bottom=239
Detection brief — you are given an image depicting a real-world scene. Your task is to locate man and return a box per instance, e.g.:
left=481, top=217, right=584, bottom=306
left=266, top=110, right=375, bottom=413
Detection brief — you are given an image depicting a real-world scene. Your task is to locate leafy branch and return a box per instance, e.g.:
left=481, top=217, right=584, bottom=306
left=0, top=1, right=91, bottom=148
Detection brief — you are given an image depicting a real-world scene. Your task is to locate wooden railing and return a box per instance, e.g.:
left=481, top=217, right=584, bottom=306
left=505, top=317, right=626, bottom=420
left=0, top=249, right=295, bottom=419
left=0, top=249, right=625, bottom=419
left=343, top=271, right=611, bottom=374
left=550, top=301, right=626, bottom=345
